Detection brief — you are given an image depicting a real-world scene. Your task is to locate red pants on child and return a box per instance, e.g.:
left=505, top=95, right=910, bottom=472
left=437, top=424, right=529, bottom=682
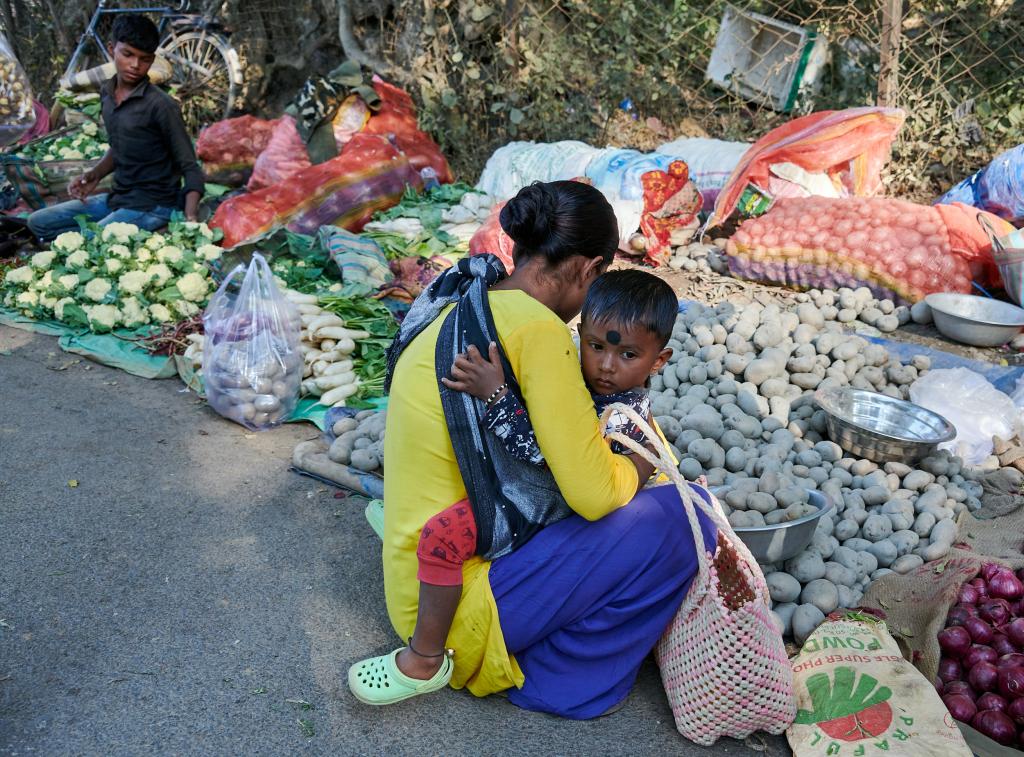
left=416, top=498, right=478, bottom=586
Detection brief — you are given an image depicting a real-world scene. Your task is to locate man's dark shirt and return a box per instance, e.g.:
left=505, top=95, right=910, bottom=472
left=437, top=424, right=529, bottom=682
left=100, top=76, right=205, bottom=212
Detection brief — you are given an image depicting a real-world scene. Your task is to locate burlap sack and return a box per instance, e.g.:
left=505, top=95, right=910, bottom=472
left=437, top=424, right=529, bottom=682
left=860, top=506, right=1024, bottom=756
left=59, top=58, right=172, bottom=92
left=787, top=613, right=972, bottom=756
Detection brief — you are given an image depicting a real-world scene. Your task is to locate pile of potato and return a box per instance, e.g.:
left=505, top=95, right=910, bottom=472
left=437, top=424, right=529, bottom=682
left=650, top=298, right=989, bottom=642
left=0, top=55, right=33, bottom=127
left=328, top=411, right=385, bottom=473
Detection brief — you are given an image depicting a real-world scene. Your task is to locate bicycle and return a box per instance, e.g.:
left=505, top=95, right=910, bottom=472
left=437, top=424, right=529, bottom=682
left=63, top=0, right=243, bottom=133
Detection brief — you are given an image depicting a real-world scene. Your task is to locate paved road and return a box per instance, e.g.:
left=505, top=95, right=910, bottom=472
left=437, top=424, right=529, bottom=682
left=0, top=325, right=789, bottom=756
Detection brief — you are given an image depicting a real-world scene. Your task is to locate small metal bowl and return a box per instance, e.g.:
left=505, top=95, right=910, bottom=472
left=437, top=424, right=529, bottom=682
left=814, top=387, right=956, bottom=464
left=925, top=292, right=1024, bottom=347
left=729, top=490, right=833, bottom=565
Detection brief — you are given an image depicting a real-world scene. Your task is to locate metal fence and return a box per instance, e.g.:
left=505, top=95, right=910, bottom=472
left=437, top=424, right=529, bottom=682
left=3, top=0, right=1023, bottom=199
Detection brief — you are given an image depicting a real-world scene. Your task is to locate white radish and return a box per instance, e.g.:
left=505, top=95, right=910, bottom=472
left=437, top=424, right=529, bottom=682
left=301, top=379, right=323, bottom=396
left=297, top=304, right=321, bottom=315
left=308, top=314, right=345, bottom=333
left=303, top=348, right=323, bottom=362
left=285, top=291, right=319, bottom=304
left=315, top=371, right=356, bottom=391
left=319, top=339, right=337, bottom=351
left=314, top=326, right=371, bottom=341
left=321, top=382, right=359, bottom=406
left=321, top=359, right=354, bottom=376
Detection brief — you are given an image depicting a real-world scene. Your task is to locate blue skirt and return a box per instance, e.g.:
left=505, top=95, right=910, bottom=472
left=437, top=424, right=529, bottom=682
left=490, top=482, right=718, bottom=719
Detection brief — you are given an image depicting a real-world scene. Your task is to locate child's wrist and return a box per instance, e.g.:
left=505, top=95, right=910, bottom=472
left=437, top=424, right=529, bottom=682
left=483, top=384, right=508, bottom=407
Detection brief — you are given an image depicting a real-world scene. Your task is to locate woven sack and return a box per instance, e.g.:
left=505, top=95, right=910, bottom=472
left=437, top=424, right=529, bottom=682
left=603, top=403, right=797, bottom=746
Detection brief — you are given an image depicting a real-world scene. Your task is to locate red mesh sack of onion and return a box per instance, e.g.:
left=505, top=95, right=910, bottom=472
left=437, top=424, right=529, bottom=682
left=726, top=197, right=1011, bottom=304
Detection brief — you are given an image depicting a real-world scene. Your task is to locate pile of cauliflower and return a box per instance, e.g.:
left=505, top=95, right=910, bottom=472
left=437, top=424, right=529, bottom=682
left=17, top=120, right=109, bottom=162
left=1, top=220, right=224, bottom=333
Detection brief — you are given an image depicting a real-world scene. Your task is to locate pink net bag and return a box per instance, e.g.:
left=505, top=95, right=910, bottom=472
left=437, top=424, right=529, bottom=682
left=603, top=403, right=796, bottom=746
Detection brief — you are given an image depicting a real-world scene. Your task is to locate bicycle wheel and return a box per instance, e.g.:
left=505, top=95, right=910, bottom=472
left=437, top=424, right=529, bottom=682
left=158, top=30, right=241, bottom=133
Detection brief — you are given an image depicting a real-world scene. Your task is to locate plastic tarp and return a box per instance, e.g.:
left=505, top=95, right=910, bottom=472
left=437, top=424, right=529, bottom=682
left=0, top=306, right=176, bottom=379
left=708, top=107, right=906, bottom=228
left=937, top=142, right=1024, bottom=225
left=475, top=140, right=605, bottom=200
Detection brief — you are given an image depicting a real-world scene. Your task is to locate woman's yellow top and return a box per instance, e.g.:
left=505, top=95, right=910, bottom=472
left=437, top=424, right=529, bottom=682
left=382, top=289, right=640, bottom=696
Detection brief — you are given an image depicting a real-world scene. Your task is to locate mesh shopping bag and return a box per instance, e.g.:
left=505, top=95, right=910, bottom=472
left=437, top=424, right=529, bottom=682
left=603, top=403, right=796, bottom=746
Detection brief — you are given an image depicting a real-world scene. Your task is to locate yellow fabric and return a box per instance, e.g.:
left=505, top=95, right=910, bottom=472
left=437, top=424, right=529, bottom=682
left=382, top=289, right=640, bottom=696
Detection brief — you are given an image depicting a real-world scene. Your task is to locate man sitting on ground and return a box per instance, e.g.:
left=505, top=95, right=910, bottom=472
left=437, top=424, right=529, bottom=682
left=27, top=13, right=204, bottom=243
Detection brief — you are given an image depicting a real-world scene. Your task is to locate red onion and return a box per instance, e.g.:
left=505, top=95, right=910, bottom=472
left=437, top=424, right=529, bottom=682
left=969, top=661, right=999, bottom=692
left=977, top=692, right=1008, bottom=712
left=939, top=657, right=963, bottom=683
left=965, top=616, right=995, bottom=645
left=1009, top=599, right=1024, bottom=617
left=959, top=584, right=981, bottom=605
left=993, top=635, right=1018, bottom=656
left=944, top=680, right=977, bottom=701
left=972, top=709, right=1017, bottom=745
left=1008, top=697, right=1024, bottom=726
left=934, top=677, right=943, bottom=694
left=983, top=564, right=1002, bottom=582
left=939, top=626, right=973, bottom=658
left=946, top=606, right=973, bottom=627
left=971, top=578, right=990, bottom=598
left=988, top=568, right=1024, bottom=600
left=964, top=645, right=999, bottom=667
left=1000, top=653, right=1024, bottom=668
left=943, top=693, right=977, bottom=723
left=980, top=599, right=1012, bottom=626
left=997, top=665, right=1024, bottom=699
left=1006, top=618, right=1024, bottom=648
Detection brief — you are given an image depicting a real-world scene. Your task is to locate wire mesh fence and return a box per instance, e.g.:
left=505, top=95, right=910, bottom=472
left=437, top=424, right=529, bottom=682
left=2, top=0, right=1022, bottom=200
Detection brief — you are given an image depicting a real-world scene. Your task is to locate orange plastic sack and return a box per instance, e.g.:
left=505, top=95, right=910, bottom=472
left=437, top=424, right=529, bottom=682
left=363, top=78, right=453, bottom=184
left=469, top=201, right=515, bottom=272
left=710, top=107, right=906, bottom=228
left=197, top=115, right=280, bottom=186
left=247, top=115, right=311, bottom=191
left=726, top=197, right=1013, bottom=303
left=211, top=133, right=421, bottom=248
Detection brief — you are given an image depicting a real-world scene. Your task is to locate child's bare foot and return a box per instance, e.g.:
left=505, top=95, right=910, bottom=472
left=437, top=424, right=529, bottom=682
left=395, top=647, right=445, bottom=680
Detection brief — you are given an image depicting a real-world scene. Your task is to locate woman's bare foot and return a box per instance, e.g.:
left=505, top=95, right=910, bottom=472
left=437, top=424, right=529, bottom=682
left=395, top=647, right=445, bottom=679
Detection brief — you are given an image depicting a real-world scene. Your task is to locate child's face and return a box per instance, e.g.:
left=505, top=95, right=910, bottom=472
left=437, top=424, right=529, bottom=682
left=578, top=318, right=671, bottom=395
left=108, top=41, right=156, bottom=87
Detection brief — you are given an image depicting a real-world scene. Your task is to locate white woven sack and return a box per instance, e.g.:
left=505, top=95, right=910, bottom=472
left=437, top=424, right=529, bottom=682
left=603, top=404, right=796, bottom=746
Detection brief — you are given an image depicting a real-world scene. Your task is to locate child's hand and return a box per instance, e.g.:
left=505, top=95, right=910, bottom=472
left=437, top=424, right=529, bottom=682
left=442, top=342, right=507, bottom=404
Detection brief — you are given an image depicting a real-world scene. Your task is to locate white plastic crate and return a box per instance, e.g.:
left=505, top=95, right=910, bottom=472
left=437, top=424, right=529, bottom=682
left=706, top=6, right=829, bottom=112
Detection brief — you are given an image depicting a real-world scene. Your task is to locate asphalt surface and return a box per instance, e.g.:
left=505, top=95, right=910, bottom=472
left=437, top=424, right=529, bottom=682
left=0, top=325, right=790, bottom=756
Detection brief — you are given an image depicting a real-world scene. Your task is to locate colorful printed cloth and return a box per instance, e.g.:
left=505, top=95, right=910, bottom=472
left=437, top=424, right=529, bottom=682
left=484, top=387, right=650, bottom=465
left=639, top=160, right=702, bottom=266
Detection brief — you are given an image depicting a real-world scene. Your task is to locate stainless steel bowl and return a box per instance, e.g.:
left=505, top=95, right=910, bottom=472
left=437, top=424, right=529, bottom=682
left=925, top=292, right=1024, bottom=347
left=814, top=386, right=956, bottom=464
left=730, top=490, right=833, bottom=565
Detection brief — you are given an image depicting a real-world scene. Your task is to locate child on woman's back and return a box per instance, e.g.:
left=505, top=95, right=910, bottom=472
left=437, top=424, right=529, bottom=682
left=350, top=269, right=677, bottom=703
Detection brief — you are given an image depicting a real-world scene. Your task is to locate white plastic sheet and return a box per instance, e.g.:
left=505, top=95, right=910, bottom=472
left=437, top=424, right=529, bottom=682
left=909, top=367, right=1022, bottom=465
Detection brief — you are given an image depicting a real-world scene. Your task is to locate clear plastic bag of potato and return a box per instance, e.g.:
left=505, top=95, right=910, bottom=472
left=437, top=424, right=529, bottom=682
left=0, top=33, right=36, bottom=146
left=203, top=252, right=302, bottom=431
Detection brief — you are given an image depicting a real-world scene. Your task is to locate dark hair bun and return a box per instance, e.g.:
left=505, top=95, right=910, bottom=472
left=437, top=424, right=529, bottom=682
left=499, top=183, right=557, bottom=252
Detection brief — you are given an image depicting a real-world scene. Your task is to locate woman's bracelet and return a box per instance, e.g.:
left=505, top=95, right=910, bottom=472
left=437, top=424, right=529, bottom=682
left=484, top=383, right=507, bottom=407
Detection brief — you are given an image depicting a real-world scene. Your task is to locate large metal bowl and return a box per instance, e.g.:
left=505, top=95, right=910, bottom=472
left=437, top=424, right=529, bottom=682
left=925, top=292, right=1024, bottom=347
left=729, top=490, right=833, bottom=565
left=814, top=387, right=956, bottom=464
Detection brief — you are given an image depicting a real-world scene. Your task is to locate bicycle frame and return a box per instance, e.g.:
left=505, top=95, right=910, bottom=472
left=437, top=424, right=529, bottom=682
left=63, top=0, right=194, bottom=77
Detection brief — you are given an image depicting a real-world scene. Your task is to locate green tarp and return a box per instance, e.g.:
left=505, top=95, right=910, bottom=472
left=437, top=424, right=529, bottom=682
left=0, top=306, right=176, bottom=379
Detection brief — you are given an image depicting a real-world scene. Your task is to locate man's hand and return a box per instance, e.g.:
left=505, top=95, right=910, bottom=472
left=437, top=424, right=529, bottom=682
left=183, top=190, right=201, bottom=222
left=69, top=172, right=100, bottom=201
left=441, top=342, right=507, bottom=403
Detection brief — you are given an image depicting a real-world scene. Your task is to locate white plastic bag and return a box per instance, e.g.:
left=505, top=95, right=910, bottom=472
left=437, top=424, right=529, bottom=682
left=0, top=33, right=36, bottom=146
left=202, top=253, right=303, bottom=431
left=909, top=367, right=1021, bottom=465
